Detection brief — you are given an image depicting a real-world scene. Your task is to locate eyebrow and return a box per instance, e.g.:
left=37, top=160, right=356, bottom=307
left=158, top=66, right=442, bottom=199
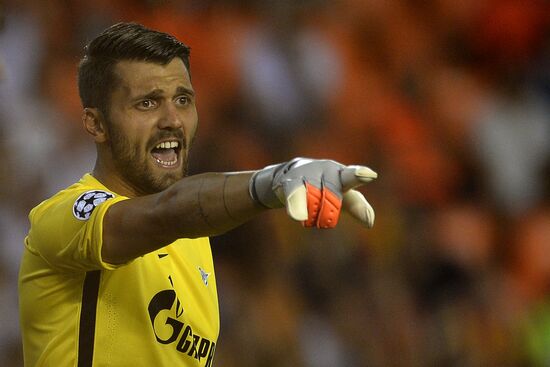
left=175, top=86, right=195, bottom=97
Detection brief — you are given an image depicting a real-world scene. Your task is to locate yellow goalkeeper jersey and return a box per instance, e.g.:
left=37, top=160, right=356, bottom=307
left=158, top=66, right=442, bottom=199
left=19, top=173, right=219, bottom=367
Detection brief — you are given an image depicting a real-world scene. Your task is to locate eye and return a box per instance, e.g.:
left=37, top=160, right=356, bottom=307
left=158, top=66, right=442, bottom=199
left=176, top=95, right=191, bottom=106
left=136, top=99, right=157, bottom=110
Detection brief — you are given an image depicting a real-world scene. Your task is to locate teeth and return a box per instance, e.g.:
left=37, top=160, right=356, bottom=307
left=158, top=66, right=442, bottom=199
left=155, top=141, right=179, bottom=149
left=154, top=157, right=178, bottom=166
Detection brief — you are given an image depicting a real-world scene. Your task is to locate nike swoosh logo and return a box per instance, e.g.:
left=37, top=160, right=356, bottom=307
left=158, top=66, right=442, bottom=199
left=158, top=253, right=168, bottom=259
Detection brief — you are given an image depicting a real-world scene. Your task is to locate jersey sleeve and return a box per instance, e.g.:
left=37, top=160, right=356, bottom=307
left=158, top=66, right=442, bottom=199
left=25, top=190, right=129, bottom=272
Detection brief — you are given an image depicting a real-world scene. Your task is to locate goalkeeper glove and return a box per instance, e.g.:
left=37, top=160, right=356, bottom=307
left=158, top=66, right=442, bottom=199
left=249, top=158, right=377, bottom=228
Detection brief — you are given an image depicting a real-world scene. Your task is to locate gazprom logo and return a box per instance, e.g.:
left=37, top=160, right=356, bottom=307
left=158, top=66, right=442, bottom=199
left=147, top=281, right=216, bottom=365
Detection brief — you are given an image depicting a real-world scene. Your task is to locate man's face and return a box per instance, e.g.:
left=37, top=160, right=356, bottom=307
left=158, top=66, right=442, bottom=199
left=105, top=58, right=198, bottom=195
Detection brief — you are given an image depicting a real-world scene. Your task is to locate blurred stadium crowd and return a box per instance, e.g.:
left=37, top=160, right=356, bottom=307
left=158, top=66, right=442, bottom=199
left=1, top=0, right=550, bottom=366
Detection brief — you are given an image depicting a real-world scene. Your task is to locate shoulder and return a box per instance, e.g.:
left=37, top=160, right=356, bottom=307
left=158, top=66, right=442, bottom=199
left=29, top=175, right=117, bottom=226
left=26, top=175, right=123, bottom=256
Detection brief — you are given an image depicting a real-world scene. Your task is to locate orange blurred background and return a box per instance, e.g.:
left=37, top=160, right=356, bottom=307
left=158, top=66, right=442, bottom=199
left=1, top=0, right=550, bottom=366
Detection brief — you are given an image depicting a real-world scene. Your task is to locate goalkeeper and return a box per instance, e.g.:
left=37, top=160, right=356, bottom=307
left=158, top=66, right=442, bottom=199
left=18, top=23, right=377, bottom=367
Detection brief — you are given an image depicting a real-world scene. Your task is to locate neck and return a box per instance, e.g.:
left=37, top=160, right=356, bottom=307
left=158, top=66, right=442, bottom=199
left=92, top=157, right=141, bottom=198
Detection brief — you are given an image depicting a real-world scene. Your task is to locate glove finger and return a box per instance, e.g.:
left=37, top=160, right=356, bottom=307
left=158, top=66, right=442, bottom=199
left=302, top=182, right=323, bottom=227
left=280, top=179, right=309, bottom=221
left=340, top=166, right=378, bottom=191
left=316, top=185, right=342, bottom=229
left=342, top=189, right=375, bottom=228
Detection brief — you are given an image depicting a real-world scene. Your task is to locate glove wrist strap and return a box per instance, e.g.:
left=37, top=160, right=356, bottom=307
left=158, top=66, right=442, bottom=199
left=249, top=163, right=286, bottom=209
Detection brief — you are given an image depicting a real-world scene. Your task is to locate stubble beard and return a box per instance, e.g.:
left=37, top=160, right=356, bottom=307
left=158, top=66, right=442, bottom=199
left=107, top=123, right=189, bottom=195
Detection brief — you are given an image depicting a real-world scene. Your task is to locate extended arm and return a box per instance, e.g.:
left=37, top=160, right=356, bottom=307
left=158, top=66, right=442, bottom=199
left=102, top=158, right=378, bottom=265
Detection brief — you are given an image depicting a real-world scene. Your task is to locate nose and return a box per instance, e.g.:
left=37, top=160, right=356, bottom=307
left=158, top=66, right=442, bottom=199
left=157, top=102, right=183, bottom=130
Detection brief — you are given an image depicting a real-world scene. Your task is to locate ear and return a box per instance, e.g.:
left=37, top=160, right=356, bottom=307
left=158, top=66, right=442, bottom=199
left=83, top=108, right=107, bottom=143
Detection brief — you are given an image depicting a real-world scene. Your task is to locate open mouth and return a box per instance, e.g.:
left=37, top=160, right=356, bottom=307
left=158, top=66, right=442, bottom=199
left=150, top=140, right=182, bottom=168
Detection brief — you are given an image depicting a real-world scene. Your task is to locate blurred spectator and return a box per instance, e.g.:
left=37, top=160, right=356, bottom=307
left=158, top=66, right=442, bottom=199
left=236, top=2, right=343, bottom=159
left=471, top=80, right=550, bottom=216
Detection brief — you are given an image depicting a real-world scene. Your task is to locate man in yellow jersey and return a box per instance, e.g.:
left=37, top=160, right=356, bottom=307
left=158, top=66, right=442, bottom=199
left=18, top=23, right=377, bottom=366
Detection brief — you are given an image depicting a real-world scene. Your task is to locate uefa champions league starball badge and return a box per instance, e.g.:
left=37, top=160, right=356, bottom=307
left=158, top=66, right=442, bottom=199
left=73, top=190, right=115, bottom=220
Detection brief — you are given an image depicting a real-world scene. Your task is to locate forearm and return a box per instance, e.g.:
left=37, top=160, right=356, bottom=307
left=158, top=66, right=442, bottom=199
left=156, top=171, right=264, bottom=238
left=102, top=171, right=265, bottom=264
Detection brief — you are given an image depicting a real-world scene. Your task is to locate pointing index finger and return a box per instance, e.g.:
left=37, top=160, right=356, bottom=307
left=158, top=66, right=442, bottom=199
left=340, top=165, right=378, bottom=191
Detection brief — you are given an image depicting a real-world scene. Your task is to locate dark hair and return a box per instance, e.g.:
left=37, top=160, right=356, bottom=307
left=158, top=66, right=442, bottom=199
left=78, top=22, right=191, bottom=114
